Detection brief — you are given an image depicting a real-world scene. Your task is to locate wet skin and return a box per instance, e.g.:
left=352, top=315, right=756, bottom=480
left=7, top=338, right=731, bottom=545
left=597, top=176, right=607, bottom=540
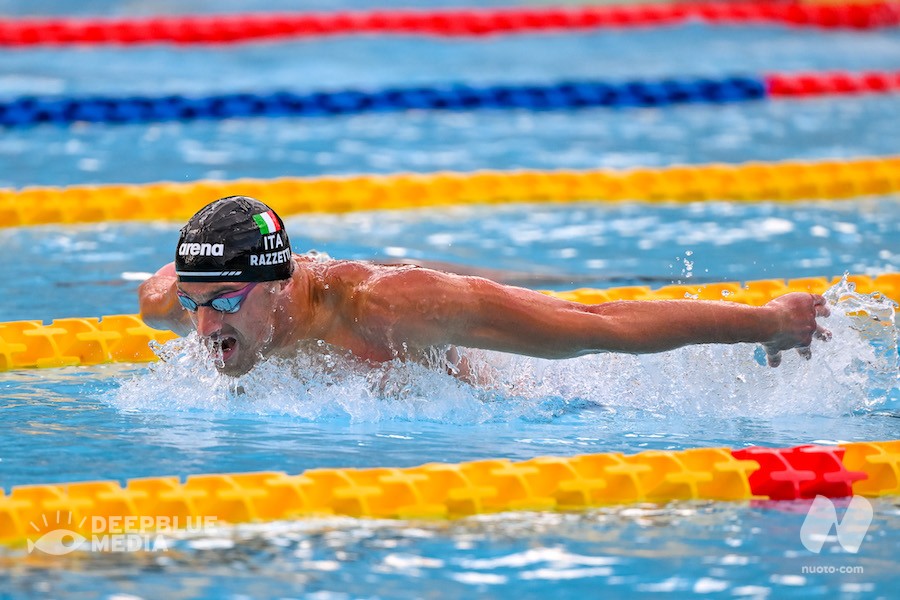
left=140, top=255, right=831, bottom=378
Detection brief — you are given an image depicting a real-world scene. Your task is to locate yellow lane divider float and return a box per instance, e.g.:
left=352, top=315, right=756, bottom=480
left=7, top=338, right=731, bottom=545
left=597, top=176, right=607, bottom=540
left=1, top=273, right=897, bottom=372
left=2, top=156, right=899, bottom=228
left=2, top=441, right=898, bottom=549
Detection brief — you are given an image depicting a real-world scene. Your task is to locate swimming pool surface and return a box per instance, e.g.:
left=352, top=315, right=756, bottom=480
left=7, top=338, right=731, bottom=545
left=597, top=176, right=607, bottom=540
left=1, top=1, right=899, bottom=598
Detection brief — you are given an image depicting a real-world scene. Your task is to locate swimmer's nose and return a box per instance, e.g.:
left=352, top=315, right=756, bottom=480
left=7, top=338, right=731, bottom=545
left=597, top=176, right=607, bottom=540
left=195, top=306, right=224, bottom=338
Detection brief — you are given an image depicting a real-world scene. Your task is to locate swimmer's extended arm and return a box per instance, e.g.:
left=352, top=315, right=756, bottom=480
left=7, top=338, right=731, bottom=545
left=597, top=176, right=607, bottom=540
left=138, top=262, right=194, bottom=336
left=362, top=268, right=830, bottom=366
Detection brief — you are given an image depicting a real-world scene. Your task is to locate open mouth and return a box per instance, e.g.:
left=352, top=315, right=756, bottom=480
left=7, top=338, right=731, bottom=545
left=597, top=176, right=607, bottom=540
left=211, top=336, right=238, bottom=364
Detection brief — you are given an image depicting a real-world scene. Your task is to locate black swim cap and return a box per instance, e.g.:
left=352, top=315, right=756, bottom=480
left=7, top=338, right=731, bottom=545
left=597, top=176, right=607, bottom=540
left=175, top=196, right=292, bottom=283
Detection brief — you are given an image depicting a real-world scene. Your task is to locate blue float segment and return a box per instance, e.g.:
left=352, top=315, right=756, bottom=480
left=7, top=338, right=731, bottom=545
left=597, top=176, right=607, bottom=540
left=0, top=76, right=768, bottom=128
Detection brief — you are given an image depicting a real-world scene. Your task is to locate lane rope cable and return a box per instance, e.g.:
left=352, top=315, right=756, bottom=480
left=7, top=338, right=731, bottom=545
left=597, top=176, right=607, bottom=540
left=2, top=156, right=899, bottom=229
left=2, top=71, right=899, bottom=129
left=3, top=440, right=898, bottom=549
left=1, top=1, right=898, bottom=46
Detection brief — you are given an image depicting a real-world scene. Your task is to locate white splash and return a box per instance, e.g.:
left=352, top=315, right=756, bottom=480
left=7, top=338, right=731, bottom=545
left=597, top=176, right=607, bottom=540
left=108, top=276, right=897, bottom=423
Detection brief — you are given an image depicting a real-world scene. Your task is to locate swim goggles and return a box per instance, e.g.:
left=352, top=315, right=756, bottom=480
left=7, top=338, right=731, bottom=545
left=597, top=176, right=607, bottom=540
left=177, top=282, right=259, bottom=314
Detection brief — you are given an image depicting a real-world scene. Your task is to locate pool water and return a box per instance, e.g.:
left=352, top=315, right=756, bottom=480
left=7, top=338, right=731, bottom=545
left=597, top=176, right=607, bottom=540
left=1, top=1, right=900, bottom=598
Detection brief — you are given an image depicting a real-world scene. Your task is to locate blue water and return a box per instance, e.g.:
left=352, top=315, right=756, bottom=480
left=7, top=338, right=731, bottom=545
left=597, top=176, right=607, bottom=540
left=1, top=3, right=900, bottom=599
left=1, top=499, right=899, bottom=598
left=3, top=27, right=900, bottom=100
left=3, top=98, right=900, bottom=187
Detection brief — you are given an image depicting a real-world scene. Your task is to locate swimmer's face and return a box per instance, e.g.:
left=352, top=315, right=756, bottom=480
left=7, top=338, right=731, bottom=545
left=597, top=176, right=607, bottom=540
left=177, top=280, right=282, bottom=376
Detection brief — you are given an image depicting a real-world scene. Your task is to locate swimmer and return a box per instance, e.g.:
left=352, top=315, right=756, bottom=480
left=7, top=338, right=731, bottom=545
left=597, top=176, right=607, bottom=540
left=139, top=196, right=832, bottom=377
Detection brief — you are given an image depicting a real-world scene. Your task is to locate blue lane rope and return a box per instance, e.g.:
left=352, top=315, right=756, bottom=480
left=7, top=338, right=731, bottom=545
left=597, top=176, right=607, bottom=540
left=0, top=77, right=767, bottom=128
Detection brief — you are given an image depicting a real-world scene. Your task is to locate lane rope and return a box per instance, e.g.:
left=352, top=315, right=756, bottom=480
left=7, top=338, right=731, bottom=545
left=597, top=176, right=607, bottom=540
left=0, top=76, right=767, bottom=128
left=2, top=71, right=899, bottom=129
left=1, top=272, right=896, bottom=372
left=1, top=2, right=897, bottom=47
left=2, top=156, right=898, bottom=229
left=2, top=440, right=898, bottom=549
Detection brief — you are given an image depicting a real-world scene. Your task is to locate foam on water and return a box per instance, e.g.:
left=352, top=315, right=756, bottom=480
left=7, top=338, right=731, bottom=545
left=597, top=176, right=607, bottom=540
left=109, top=277, right=898, bottom=423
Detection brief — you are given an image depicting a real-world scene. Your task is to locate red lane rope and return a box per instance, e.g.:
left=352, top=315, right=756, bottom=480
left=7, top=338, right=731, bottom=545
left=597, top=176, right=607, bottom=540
left=766, top=70, right=900, bottom=96
left=1, top=2, right=898, bottom=46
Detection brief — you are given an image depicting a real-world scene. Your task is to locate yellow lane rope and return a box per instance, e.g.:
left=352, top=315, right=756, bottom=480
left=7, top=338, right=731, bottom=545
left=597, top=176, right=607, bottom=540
left=2, top=156, right=899, bottom=228
left=2, top=441, right=898, bottom=549
left=1, top=273, right=896, bottom=372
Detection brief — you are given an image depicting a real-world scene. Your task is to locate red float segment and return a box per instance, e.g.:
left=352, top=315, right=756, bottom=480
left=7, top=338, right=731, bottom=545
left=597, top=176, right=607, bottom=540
left=732, top=445, right=868, bottom=500
left=733, top=447, right=817, bottom=500
left=0, top=3, right=898, bottom=46
left=786, top=446, right=868, bottom=498
left=766, top=71, right=900, bottom=97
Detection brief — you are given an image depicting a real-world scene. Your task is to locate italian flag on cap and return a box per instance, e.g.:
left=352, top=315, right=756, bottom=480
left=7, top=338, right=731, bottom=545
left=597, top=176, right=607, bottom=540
left=252, top=210, right=281, bottom=235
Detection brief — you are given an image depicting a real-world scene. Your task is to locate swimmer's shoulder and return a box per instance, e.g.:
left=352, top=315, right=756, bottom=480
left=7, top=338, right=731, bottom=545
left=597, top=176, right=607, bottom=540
left=291, top=254, right=376, bottom=293
left=292, top=254, right=441, bottom=303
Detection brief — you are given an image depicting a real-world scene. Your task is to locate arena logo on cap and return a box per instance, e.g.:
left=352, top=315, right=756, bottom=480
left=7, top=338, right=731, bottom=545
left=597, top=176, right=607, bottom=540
left=178, top=242, right=224, bottom=257
left=252, top=210, right=281, bottom=235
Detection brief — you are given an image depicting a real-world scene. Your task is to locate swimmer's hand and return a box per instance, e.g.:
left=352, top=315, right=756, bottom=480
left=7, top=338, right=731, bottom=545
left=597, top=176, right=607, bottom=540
left=761, top=293, right=832, bottom=367
left=138, top=262, right=193, bottom=336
